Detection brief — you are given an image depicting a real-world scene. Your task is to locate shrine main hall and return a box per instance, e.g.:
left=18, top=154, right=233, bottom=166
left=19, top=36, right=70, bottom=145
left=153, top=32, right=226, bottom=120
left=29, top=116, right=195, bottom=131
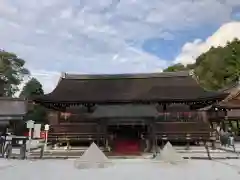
left=32, top=71, right=228, bottom=154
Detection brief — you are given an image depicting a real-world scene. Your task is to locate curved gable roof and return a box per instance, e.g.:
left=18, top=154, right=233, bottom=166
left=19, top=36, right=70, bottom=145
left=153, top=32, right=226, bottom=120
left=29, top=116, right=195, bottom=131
left=214, top=82, right=240, bottom=109
left=33, top=71, right=227, bottom=104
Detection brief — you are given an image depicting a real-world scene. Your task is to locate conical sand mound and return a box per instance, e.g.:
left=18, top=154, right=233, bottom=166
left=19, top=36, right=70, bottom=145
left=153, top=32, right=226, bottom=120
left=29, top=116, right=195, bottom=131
left=74, top=142, right=112, bottom=169
left=154, top=142, right=184, bottom=164
left=80, top=142, right=109, bottom=162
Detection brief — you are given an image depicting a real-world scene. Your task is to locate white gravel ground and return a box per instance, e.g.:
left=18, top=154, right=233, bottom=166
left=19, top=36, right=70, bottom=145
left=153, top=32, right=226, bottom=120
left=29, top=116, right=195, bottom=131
left=0, top=159, right=240, bottom=180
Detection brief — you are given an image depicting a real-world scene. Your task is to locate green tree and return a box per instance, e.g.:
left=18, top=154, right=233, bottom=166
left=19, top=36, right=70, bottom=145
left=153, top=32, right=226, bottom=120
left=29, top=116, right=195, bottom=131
left=20, top=78, right=47, bottom=123
left=163, top=63, right=195, bottom=72
left=194, top=38, right=240, bottom=90
left=0, top=50, right=30, bottom=96
left=20, top=78, right=44, bottom=97
left=163, top=38, right=240, bottom=90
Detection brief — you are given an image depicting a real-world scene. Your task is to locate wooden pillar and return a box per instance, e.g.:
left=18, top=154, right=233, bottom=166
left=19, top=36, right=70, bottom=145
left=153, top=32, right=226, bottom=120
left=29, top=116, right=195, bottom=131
left=211, top=140, right=216, bottom=150
left=5, top=144, right=12, bottom=159
left=102, top=119, right=109, bottom=151
left=186, top=141, right=190, bottom=150
left=96, top=123, right=101, bottom=147
left=209, top=120, right=214, bottom=129
left=185, top=134, right=190, bottom=150
left=201, top=110, right=208, bottom=123
left=146, top=124, right=151, bottom=152
left=66, top=140, right=70, bottom=150
left=237, top=120, right=240, bottom=135
left=229, top=119, right=233, bottom=128
left=223, top=110, right=228, bottom=131
left=221, top=120, right=226, bottom=131
left=102, top=119, right=107, bottom=147
left=161, top=140, right=164, bottom=149
left=20, top=141, right=27, bottom=159
left=150, top=119, right=157, bottom=153
left=96, top=121, right=101, bottom=147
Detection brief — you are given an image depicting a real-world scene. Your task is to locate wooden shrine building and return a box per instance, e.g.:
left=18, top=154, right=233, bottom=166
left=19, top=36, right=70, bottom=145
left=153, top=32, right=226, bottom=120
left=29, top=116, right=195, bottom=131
left=33, top=71, right=228, bottom=153
left=207, top=82, right=240, bottom=138
left=0, top=78, right=27, bottom=134
left=0, top=98, right=27, bottom=134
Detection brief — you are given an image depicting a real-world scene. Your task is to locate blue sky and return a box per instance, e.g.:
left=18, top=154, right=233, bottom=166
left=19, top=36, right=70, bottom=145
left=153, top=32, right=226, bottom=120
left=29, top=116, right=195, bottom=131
left=142, top=25, right=220, bottom=60
left=0, top=0, right=240, bottom=92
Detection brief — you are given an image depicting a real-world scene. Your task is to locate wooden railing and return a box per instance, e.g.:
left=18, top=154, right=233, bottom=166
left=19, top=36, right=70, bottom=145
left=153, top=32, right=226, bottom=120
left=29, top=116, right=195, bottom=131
left=58, top=111, right=205, bottom=123
left=154, top=122, right=213, bottom=141
left=48, top=123, right=104, bottom=140
left=50, top=123, right=99, bottom=133
left=58, top=114, right=96, bottom=123
left=207, top=111, right=226, bottom=120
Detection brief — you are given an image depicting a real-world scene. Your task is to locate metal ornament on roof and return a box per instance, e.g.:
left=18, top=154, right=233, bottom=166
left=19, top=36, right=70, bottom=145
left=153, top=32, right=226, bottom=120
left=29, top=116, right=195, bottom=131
left=61, top=72, right=67, bottom=78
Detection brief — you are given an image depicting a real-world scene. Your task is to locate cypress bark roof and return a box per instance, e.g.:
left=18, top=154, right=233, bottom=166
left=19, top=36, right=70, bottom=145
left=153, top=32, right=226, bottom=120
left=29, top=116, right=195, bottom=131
left=214, top=82, right=240, bottom=109
left=33, top=71, right=227, bottom=104
left=0, top=98, right=26, bottom=116
left=0, top=98, right=26, bottom=122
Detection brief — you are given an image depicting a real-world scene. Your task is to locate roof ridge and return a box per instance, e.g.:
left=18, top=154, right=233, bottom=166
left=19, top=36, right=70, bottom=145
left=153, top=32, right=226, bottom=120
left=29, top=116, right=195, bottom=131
left=62, top=71, right=190, bottom=80
left=221, top=84, right=240, bottom=103
left=218, top=82, right=239, bottom=92
left=0, top=97, right=26, bottom=101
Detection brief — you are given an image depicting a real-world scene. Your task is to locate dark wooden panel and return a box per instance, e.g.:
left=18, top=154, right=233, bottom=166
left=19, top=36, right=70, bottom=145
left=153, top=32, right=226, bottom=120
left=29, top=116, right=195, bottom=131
left=155, top=122, right=211, bottom=131
left=50, top=123, right=98, bottom=134
left=0, top=98, right=26, bottom=115
left=48, top=111, right=59, bottom=125
left=59, top=114, right=98, bottom=123
left=156, top=112, right=203, bottom=122
left=154, top=122, right=212, bottom=140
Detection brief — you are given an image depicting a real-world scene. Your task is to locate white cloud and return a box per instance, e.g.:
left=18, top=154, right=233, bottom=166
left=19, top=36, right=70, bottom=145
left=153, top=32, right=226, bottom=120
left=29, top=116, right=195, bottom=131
left=175, top=21, right=240, bottom=65
left=15, top=70, right=60, bottom=97
left=0, top=0, right=240, bottom=92
left=30, top=70, right=61, bottom=94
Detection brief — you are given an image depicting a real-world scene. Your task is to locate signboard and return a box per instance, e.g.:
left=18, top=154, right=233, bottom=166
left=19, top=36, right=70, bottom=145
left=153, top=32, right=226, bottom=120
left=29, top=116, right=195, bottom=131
left=33, top=124, right=41, bottom=138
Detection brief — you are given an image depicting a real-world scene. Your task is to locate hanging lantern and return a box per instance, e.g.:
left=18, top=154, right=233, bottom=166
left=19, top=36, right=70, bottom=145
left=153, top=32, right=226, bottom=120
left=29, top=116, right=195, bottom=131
left=61, top=112, right=71, bottom=120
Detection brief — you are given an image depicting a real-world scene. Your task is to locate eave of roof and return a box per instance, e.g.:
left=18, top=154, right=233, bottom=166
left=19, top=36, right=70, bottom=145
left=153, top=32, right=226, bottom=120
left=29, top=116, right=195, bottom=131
left=0, top=98, right=27, bottom=115
left=32, top=71, right=228, bottom=105
left=61, top=71, right=190, bottom=80
left=214, top=82, right=240, bottom=109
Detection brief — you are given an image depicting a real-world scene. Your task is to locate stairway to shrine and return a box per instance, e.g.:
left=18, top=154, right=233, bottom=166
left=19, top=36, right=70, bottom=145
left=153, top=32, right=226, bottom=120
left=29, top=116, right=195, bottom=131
left=113, top=139, right=141, bottom=155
